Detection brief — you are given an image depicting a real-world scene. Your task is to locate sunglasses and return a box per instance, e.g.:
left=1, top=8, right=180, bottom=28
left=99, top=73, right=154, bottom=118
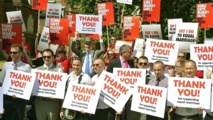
left=10, top=52, right=20, bottom=55
left=42, top=56, right=52, bottom=59
left=93, top=64, right=100, bottom=67
left=138, top=62, right=148, bottom=66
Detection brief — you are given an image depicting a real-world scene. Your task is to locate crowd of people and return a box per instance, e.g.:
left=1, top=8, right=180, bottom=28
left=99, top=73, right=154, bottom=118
left=0, top=30, right=212, bottom=120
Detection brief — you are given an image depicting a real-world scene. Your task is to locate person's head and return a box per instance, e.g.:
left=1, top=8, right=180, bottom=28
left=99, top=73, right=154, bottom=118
left=132, top=57, right=138, bottom=68
left=75, top=40, right=81, bottom=50
left=175, top=60, right=186, bottom=76
left=10, top=44, right=23, bottom=63
left=119, top=44, right=132, bottom=60
left=72, top=57, right=83, bottom=74
left=110, top=34, right=117, bottom=45
left=84, top=37, right=93, bottom=52
left=57, top=44, right=66, bottom=53
left=184, top=60, right=197, bottom=78
left=137, top=56, right=149, bottom=69
left=42, top=49, right=54, bottom=66
left=177, top=52, right=185, bottom=60
left=153, top=61, right=165, bottom=79
left=93, top=58, right=105, bottom=75
left=22, top=33, right=26, bottom=43
left=107, top=50, right=115, bottom=60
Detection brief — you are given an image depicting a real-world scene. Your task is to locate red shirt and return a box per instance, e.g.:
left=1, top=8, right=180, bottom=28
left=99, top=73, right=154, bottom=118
left=54, top=56, right=71, bottom=74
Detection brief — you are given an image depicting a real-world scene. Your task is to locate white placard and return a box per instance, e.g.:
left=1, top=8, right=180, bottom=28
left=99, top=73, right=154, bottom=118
left=0, top=87, right=3, bottom=113
left=132, top=38, right=145, bottom=58
left=117, top=0, right=132, bottom=5
left=168, top=18, right=182, bottom=40
left=62, top=84, right=101, bottom=114
left=45, top=3, right=62, bottom=26
left=32, top=69, right=67, bottom=99
left=141, top=24, right=162, bottom=39
left=204, top=38, right=213, bottom=44
left=2, top=69, right=36, bottom=100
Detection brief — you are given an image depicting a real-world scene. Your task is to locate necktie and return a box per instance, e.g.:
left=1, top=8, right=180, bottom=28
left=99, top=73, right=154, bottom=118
left=123, top=60, right=128, bottom=68
left=85, top=52, right=90, bottom=74
left=13, top=63, right=17, bottom=70
left=156, top=78, right=160, bottom=86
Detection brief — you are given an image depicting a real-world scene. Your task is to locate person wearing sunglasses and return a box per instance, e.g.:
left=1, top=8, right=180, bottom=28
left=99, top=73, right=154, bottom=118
left=137, top=56, right=151, bottom=85
left=0, top=44, right=31, bottom=120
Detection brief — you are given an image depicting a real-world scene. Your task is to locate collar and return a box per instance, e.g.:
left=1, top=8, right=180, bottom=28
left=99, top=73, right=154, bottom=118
left=12, top=61, right=22, bottom=66
left=44, top=64, right=54, bottom=69
left=119, top=56, right=126, bottom=63
left=156, top=75, right=165, bottom=81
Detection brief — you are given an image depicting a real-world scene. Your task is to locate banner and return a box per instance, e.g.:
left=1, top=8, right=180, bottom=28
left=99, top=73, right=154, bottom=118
left=76, top=14, right=102, bottom=34
left=65, top=14, right=76, bottom=37
left=196, top=3, right=213, bottom=28
left=31, top=0, right=48, bottom=10
left=2, top=69, right=36, bottom=100
left=132, top=38, right=145, bottom=58
left=97, top=71, right=132, bottom=112
left=6, top=11, right=26, bottom=32
left=145, top=39, right=179, bottom=65
left=123, top=16, right=140, bottom=40
left=45, top=3, right=62, bottom=26
left=113, top=68, right=146, bottom=88
left=131, top=85, right=167, bottom=118
left=142, top=0, right=161, bottom=22
left=32, top=69, right=67, bottom=99
left=49, top=18, right=69, bottom=45
left=1, top=23, right=22, bottom=51
left=168, top=19, right=182, bottom=40
left=63, top=84, right=101, bottom=114
left=117, top=0, right=132, bottom=5
left=37, top=27, right=59, bottom=54
left=190, top=44, right=213, bottom=69
left=97, top=2, right=114, bottom=26
left=141, top=24, right=162, bottom=39
left=114, top=40, right=133, bottom=53
left=0, top=87, right=3, bottom=113
left=168, top=77, right=211, bottom=109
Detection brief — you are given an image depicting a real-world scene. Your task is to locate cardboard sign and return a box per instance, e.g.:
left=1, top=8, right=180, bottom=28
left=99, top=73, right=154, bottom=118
left=190, top=44, right=213, bottom=69
left=117, top=0, right=132, bottom=5
left=211, top=81, right=213, bottom=112
left=37, top=27, right=59, bottom=54
left=172, top=22, right=198, bottom=52
left=2, top=69, right=36, bottom=100
left=62, top=84, right=101, bottom=114
left=168, top=19, right=182, bottom=40
left=0, top=87, right=3, bottom=113
left=168, top=77, right=211, bottom=109
left=32, top=69, right=67, bottom=99
left=49, top=18, right=69, bottom=45
left=113, top=68, right=146, bottom=88
left=1, top=23, right=22, bottom=51
left=123, top=16, right=140, bottom=40
left=114, top=40, right=133, bottom=53
left=32, top=0, right=48, bottom=10
left=142, top=0, right=161, bottom=22
left=45, top=3, right=62, bottom=26
left=65, top=14, right=76, bottom=37
left=132, top=38, right=145, bottom=58
left=145, top=39, right=179, bottom=65
left=131, top=85, right=167, bottom=118
left=6, top=11, right=26, bottom=32
left=196, top=3, right=213, bottom=28
left=97, top=71, right=132, bottom=112
left=76, top=14, right=102, bottom=34
left=141, top=24, right=162, bottom=39
left=97, top=2, right=115, bottom=26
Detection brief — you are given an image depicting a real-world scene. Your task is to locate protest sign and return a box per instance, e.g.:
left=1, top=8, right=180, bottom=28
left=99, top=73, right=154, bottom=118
left=131, top=85, right=167, bottom=118
left=2, top=69, right=35, bottom=100
left=32, top=69, right=67, bottom=99
left=168, top=19, right=182, bottom=40
left=76, top=14, right=102, bottom=34
left=117, top=0, right=132, bottom=5
left=204, top=38, right=213, bottom=44
left=37, top=27, right=58, bottom=54
left=6, top=11, right=26, bottom=32
left=172, top=22, right=198, bottom=52
left=145, top=39, right=179, bottom=65
left=142, top=0, right=161, bottom=22
left=211, top=80, right=213, bottom=112
left=63, top=84, right=101, bottom=114
left=84, top=34, right=100, bottom=40
left=114, top=40, right=133, bottom=53
left=132, top=38, right=145, bottom=58
left=168, top=77, right=211, bottom=109
left=32, top=0, right=48, bottom=10
left=97, top=71, right=132, bottom=112
left=97, top=2, right=114, bottom=26
left=45, top=3, right=62, bottom=26
left=1, top=23, right=22, bottom=51
left=49, top=18, right=69, bottom=45
left=113, top=68, right=146, bottom=88
left=0, top=87, right=3, bottom=113
left=141, top=24, right=162, bottom=39
left=190, top=44, right=213, bottom=69
left=196, top=3, right=213, bottom=28
left=123, top=16, right=140, bottom=40
left=65, top=14, right=76, bottom=37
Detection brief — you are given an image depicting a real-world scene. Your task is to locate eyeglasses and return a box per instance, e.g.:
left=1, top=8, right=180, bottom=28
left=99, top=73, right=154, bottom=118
left=138, top=62, right=148, bottom=66
left=10, top=52, right=20, bottom=55
left=57, top=51, right=65, bottom=54
left=93, top=64, right=100, bottom=67
left=42, top=56, right=52, bottom=59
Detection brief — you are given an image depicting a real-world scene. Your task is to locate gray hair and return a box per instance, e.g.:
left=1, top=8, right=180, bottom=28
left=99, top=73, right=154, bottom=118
left=119, top=44, right=132, bottom=54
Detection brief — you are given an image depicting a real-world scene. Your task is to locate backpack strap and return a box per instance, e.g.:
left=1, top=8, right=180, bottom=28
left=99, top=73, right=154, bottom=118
left=78, top=74, right=83, bottom=84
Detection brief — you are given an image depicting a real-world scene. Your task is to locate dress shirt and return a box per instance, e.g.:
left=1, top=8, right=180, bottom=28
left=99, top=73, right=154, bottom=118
left=148, top=75, right=168, bottom=88
left=120, top=56, right=129, bottom=68
left=67, top=71, right=91, bottom=86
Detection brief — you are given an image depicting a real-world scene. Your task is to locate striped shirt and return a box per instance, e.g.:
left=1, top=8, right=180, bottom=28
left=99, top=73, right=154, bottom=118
left=148, top=75, right=168, bottom=88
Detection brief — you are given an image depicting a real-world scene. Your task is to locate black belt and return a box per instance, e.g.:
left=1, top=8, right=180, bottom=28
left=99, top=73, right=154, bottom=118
left=175, top=113, right=199, bottom=119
